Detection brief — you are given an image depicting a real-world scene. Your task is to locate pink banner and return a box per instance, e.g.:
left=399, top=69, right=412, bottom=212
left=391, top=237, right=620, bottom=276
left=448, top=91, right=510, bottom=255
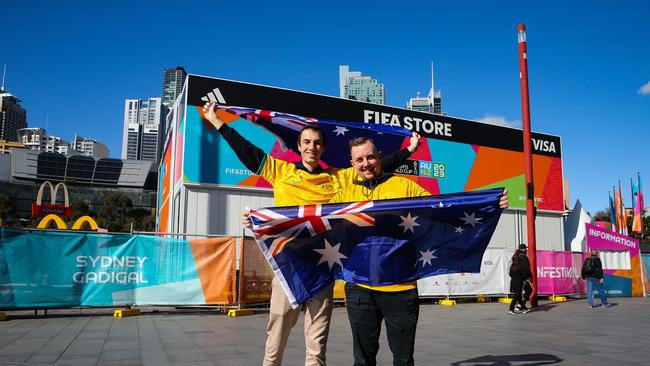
left=536, top=251, right=586, bottom=294
left=585, top=223, right=639, bottom=255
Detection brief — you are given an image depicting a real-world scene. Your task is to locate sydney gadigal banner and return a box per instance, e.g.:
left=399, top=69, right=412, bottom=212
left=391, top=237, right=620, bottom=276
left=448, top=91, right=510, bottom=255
left=0, top=228, right=236, bottom=308
left=171, top=75, right=563, bottom=211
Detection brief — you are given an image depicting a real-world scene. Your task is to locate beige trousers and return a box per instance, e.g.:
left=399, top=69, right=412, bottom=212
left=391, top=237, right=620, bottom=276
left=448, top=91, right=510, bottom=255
left=262, top=277, right=334, bottom=366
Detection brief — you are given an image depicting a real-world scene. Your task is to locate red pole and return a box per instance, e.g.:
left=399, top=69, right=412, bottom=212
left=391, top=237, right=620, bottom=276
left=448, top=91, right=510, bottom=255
left=517, top=24, right=538, bottom=307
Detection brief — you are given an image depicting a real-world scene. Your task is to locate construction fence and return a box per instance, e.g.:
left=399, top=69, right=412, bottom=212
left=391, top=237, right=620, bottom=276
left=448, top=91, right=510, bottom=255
left=2, top=227, right=647, bottom=310
left=0, top=228, right=272, bottom=309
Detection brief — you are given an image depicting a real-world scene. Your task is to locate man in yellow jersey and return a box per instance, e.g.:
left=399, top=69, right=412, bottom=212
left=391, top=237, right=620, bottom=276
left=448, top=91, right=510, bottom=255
left=202, top=102, right=421, bottom=366
left=330, top=136, right=509, bottom=366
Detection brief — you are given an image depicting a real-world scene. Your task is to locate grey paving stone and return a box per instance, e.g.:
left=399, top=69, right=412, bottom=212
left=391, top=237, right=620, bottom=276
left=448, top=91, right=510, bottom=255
left=167, top=350, right=210, bottom=363
left=56, top=356, right=99, bottom=366
left=0, top=297, right=647, bottom=365
left=98, top=349, right=141, bottom=361
left=102, top=340, right=140, bottom=351
left=172, top=362, right=215, bottom=366
left=95, top=360, right=142, bottom=366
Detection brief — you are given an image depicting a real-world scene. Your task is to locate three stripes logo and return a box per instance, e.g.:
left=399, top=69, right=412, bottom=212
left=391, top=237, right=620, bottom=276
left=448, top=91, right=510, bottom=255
left=201, top=87, right=226, bottom=104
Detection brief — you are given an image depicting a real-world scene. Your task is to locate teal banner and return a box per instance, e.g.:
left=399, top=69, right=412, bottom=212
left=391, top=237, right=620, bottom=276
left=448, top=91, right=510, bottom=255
left=0, top=228, right=234, bottom=308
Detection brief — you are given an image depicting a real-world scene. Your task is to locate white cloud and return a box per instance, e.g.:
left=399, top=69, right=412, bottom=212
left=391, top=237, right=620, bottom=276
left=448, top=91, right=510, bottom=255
left=638, top=80, right=650, bottom=95
left=476, top=114, right=521, bottom=128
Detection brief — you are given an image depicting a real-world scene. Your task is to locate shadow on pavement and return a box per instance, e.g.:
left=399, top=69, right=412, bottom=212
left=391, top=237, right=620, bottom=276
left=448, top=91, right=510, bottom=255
left=530, top=303, right=557, bottom=312
left=451, top=353, right=563, bottom=365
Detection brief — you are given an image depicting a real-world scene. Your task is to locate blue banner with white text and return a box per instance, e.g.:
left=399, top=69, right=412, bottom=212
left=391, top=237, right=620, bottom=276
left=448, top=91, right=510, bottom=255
left=0, top=228, right=237, bottom=308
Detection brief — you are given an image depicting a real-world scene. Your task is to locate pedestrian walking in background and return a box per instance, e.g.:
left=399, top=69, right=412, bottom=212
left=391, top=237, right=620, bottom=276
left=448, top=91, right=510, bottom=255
left=581, top=249, right=615, bottom=309
left=508, top=244, right=533, bottom=314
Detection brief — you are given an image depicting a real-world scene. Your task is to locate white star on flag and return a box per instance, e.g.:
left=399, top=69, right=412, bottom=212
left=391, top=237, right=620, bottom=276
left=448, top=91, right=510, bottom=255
left=314, top=239, right=347, bottom=271
left=333, top=126, right=349, bottom=136
left=454, top=226, right=465, bottom=234
left=417, top=249, right=437, bottom=267
left=460, top=212, right=483, bottom=227
left=399, top=212, right=420, bottom=233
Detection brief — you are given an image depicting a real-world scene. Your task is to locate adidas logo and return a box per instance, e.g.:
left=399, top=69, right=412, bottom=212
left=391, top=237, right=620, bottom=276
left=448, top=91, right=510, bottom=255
left=201, top=87, right=226, bottom=104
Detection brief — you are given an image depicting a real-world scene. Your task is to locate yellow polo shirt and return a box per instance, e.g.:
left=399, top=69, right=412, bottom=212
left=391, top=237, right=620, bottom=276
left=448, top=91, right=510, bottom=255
left=330, top=175, right=429, bottom=292
left=257, top=155, right=358, bottom=206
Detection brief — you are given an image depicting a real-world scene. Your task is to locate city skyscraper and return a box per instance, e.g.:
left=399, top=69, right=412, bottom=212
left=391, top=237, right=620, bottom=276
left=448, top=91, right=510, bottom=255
left=72, top=134, right=109, bottom=159
left=17, top=127, right=70, bottom=154
left=406, top=62, right=443, bottom=115
left=339, top=65, right=385, bottom=105
left=0, top=91, right=27, bottom=142
left=121, top=98, right=166, bottom=162
left=162, top=66, right=187, bottom=109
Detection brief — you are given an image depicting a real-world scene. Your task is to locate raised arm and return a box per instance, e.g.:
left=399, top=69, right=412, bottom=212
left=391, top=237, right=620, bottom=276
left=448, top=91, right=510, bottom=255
left=380, top=132, right=421, bottom=173
left=203, top=102, right=266, bottom=172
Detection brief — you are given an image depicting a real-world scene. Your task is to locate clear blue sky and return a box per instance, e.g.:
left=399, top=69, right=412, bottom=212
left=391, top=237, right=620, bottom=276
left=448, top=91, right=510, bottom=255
left=3, top=0, right=649, bottom=215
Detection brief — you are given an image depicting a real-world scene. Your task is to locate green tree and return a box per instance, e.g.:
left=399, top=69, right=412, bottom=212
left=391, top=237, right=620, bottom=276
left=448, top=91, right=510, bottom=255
left=592, top=209, right=611, bottom=222
left=98, top=192, right=133, bottom=232
left=131, top=208, right=156, bottom=232
left=0, top=194, right=16, bottom=226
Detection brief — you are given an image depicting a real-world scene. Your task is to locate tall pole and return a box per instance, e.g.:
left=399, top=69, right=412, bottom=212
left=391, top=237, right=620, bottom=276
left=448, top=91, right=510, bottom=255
left=517, top=24, right=538, bottom=307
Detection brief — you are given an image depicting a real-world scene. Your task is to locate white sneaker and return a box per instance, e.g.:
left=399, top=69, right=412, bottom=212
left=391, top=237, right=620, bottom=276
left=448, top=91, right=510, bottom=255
left=507, top=309, right=518, bottom=315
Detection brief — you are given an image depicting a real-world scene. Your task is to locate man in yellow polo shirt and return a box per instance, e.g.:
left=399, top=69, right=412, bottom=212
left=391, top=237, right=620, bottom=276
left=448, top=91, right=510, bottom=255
left=202, top=102, right=420, bottom=366
left=330, top=136, right=509, bottom=366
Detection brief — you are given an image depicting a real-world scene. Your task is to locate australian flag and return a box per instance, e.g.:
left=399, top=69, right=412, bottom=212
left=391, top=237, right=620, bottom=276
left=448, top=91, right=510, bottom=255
left=250, top=188, right=505, bottom=308
left=216, top=105, right=411, bottom=168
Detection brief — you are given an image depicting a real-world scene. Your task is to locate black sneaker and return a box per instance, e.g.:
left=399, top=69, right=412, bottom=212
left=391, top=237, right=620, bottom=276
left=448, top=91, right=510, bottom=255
left=588, top=305, right=597, bottom=309
left=602, top=303, right=614, bottom=308
left=507, top=309, right=518, bottom=315
left=521, top=308, right=531, bottom=314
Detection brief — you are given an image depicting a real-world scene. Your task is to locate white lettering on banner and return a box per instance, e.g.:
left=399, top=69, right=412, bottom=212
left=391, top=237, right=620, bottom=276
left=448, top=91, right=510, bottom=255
left=537, top=266, right=579, bottom=279
left=363, top=110, right=452, bottom=137
left=225, top=168, right=254, bottom=176
left=73, top=271, right=148, bottom=284
left=532, top=138, right=557, bottom=153
left=74, top=256, right=149, bottom=284
left=588, top=228, right=637, bottom=248
left=517, top=195, right=544, bottom=203
left=76, top=256, right=148, bottom=268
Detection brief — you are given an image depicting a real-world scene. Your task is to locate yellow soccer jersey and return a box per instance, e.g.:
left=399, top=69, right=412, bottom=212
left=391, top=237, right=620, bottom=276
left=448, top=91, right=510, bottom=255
left=330, top=174, right=430, bottom=292
left=257, top=155, right=358, bottom=207
left=330, top=175, right=429, bottom=204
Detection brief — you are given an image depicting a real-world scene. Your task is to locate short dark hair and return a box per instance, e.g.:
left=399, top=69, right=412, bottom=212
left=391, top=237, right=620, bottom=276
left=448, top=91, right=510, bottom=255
left=348, top=136, right=376, bottom=150
left=298, top=124, right=326, bottom=146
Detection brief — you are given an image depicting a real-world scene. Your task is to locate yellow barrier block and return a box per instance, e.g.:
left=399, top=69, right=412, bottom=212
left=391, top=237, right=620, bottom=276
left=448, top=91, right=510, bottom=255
left=228, top=308, right=253, bottom=317
left=333, top=280, right=346, bottom=300
left=439, top=299, right=456, bottom=306
left=477, top=296, right=488, bottom=303
left=498, top=298, right=513, bottom=304
left=0, top=312, right=6, bottom=321
left=550, top=296, right=567, bottom=302
left=114, top=308, right=141, bottom=318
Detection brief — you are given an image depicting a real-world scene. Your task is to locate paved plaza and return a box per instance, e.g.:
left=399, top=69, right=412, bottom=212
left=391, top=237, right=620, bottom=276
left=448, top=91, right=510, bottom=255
left=0, top=297, right=648, bottom=366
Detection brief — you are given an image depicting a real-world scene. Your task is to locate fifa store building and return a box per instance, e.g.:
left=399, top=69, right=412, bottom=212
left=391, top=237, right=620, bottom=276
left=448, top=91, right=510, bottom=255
left=159, top=74, right=569, bottom=296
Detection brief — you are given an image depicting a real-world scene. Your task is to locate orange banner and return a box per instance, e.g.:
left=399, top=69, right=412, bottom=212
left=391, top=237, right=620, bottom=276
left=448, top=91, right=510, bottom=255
left=190, top=237, right=237, bottom=305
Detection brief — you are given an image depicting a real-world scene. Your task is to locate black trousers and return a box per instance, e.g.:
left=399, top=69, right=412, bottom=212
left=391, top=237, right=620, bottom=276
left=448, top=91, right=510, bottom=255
left=521, top=281, right=532, bottom=307
left=510, top=284, right=525, bottom=311
left=345, top=283, right=419, bottom=366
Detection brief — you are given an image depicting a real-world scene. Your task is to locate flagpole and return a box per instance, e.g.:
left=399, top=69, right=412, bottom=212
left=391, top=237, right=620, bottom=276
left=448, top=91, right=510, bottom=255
left=619, top=180, right=626, bottom=235
left=636, top=171, right=645, bottom=240
left=612, top=185, right=621, bottom=234
left=631, top=178, right=635, bottom=212
left=517, top=24, right=538, bottom=307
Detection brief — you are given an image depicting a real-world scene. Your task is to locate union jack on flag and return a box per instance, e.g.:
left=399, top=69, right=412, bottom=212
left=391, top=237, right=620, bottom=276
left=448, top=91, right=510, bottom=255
left=216, top=105, right=411, bottom=168
left=249, top=188, right=505, bottom=308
